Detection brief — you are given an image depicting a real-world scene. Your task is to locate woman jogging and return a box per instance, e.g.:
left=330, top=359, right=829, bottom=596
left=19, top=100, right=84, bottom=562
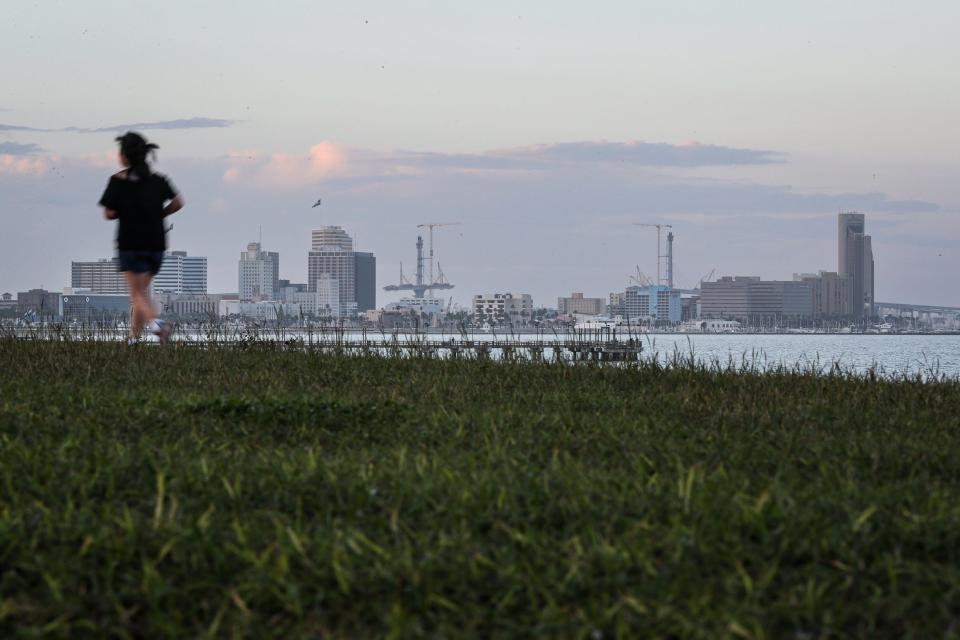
left=98, top=132, right=184, bottom=344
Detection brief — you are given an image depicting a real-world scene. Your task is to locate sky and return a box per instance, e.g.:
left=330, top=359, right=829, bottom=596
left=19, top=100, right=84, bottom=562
left=1, top=0, right=958, bottom=307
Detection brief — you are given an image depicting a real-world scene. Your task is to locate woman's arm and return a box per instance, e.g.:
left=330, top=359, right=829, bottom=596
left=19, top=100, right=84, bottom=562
left=163, top=194, right=184, bottom=217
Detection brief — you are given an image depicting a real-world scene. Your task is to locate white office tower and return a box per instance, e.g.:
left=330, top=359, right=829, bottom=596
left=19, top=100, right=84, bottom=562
left=153, top=251, right=208, bottom=295
left=311, top=227, right=353, bottom=251
left=308, top=226, right=355, bottom=316
left=238, top=242, right=280, bottom=301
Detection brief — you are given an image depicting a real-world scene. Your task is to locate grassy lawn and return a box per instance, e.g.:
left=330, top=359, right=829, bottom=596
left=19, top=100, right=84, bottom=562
left=2, top=339, right=960, bottom=638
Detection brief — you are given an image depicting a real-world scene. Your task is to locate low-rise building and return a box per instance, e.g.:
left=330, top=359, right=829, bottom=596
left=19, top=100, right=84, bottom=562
left=472, top=293, right=534, bottom=326
left=218, top=300, right=301, bottom=321
left=278, top=280, right=308, bottom=303
left=291, top=277, right=340, bottom=318
left=17, top=289, right=63, bottom=319
left=155, top=293, right=238, bottom=321
left=0, top=293, right=16, bottom=313
left=700, top=276, right=813, bottom=322
left=607, top=292, right=625, bottom=317
left=385, top=297, right=445, bottom=315
left=61, top=289, right=130, bottom=322
left=557, top=292, right=605, bottom=316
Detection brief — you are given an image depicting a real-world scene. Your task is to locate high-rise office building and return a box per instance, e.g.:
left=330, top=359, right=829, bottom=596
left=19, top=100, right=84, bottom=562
left=71, top=258, right=126, bottom=294
left=307, top=226, right=375, bottom=317
left=238, top=242, right=280, bottom=301
left=354, top=251, right=376, bottom=312
left=863, top=234, right=875, bottom=319
left=838, top=212, right=874, bottom=319
left=311, top=227, right=353, bottom=251
left=153, top=251, right=208, bottom=295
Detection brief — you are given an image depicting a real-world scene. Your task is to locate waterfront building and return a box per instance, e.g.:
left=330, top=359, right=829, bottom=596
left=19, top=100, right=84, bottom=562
left=238, top=242, right=280, bottom=301
left=71, top=258, right=126, bottom=294
left=16, top=288, right=63, bottom=319
left=558, top=292, right=605, bottom=316
left=278, top=280, right=308, bottom=303
left=681, top=295, right=700, bottom=322
left=218, top=300, right=301, bottom=321
left=291, top=275, right=340, bottom=317
left=794, top=271, right=853, bottom=317
left=0, top=293, right=17, bottom=313
left=472, top=293, right=534, bottom=325
left=307, top=226, right=375, bottom=317
left=153, top=251, right=207, bottom=295
left=838, top=212, right=875, bottom=319
left=700, top=277, right=813, bottom=322
left=863, top=234, right=875, bottom=319
left=61, top=289, right=130, bottom=322
left=386, top=297, right=445, bottom=315
left=607, top=292, right=625, bottom=317
left=154, top=292, right=238, bottom=321
left=622, top=285, right=682, bottom=323
left=354, top=251, right=376, bottom=312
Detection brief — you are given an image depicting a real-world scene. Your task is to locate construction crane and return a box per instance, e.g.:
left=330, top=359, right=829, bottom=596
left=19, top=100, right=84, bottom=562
left=632, top=223, right=673, bottom=286
left=698, top=268, right=716, bottom=288
left=416, top=222, right=461, bottom=296
left=384, top=235, right=455, bottom=299
left=629, top=265, right=654, bottom=287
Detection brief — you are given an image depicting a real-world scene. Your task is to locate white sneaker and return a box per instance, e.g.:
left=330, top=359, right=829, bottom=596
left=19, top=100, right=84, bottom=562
left=151, top=319, right=173, bottom=345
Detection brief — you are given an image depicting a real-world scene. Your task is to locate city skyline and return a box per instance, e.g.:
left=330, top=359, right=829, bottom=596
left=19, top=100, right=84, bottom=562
left=1, top=2, right=958, bottom=306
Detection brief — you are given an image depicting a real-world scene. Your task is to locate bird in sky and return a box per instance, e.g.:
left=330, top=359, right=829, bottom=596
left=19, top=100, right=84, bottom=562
left=312, top=198, right=322, bottom=208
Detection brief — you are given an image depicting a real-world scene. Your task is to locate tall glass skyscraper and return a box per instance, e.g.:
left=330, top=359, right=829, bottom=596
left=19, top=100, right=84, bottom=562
left=837, top=212, right=874, bottom=319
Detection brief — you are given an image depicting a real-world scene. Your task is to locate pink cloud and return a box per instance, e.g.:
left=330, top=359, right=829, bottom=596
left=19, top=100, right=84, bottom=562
left=224, top=142, right=347, bottom=188
left=0, top=155, right=49, bottom=175
left=80, top=150, right=121, bottom=170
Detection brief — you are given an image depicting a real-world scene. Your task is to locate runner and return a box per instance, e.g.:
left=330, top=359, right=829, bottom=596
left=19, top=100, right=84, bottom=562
left=98, top=132, right=184, bottom=345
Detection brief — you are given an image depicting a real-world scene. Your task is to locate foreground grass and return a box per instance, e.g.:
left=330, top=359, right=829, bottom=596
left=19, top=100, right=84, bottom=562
left=1, top=341, right=960, bottom=638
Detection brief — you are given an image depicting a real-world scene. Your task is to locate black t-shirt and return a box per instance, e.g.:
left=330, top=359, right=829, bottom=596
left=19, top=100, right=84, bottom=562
left=98, top=171, right=177, bottom=251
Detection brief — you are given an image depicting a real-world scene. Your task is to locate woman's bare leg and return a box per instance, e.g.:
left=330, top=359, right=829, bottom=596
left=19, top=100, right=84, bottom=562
left=123, top=271, right=153, bottom=340
left=137, top=272, right=156, bottom=328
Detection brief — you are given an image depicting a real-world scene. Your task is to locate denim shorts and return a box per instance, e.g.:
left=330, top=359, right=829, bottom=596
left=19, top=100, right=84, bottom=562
left=118, top=250, right=164, bottom=275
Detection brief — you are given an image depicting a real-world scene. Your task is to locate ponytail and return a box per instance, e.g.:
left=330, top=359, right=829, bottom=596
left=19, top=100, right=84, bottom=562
left=115, top=131, right=158, bottom=180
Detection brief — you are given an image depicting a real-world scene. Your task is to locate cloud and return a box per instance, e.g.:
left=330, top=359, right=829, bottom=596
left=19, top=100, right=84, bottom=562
left=220, top=139, right=786, bottom=190
left=494, top=140, right=784, bottom=167
left=83, top=117, right=236, bottom=132
left=0, top=142, right=42, bottom=155
left=0, top=117, right=235, bottom=133
left=224, top=142, right=347, bottom=187
left=0, top=155, right=48, bottom=175
left=216, top=140, right=941, bottom=219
